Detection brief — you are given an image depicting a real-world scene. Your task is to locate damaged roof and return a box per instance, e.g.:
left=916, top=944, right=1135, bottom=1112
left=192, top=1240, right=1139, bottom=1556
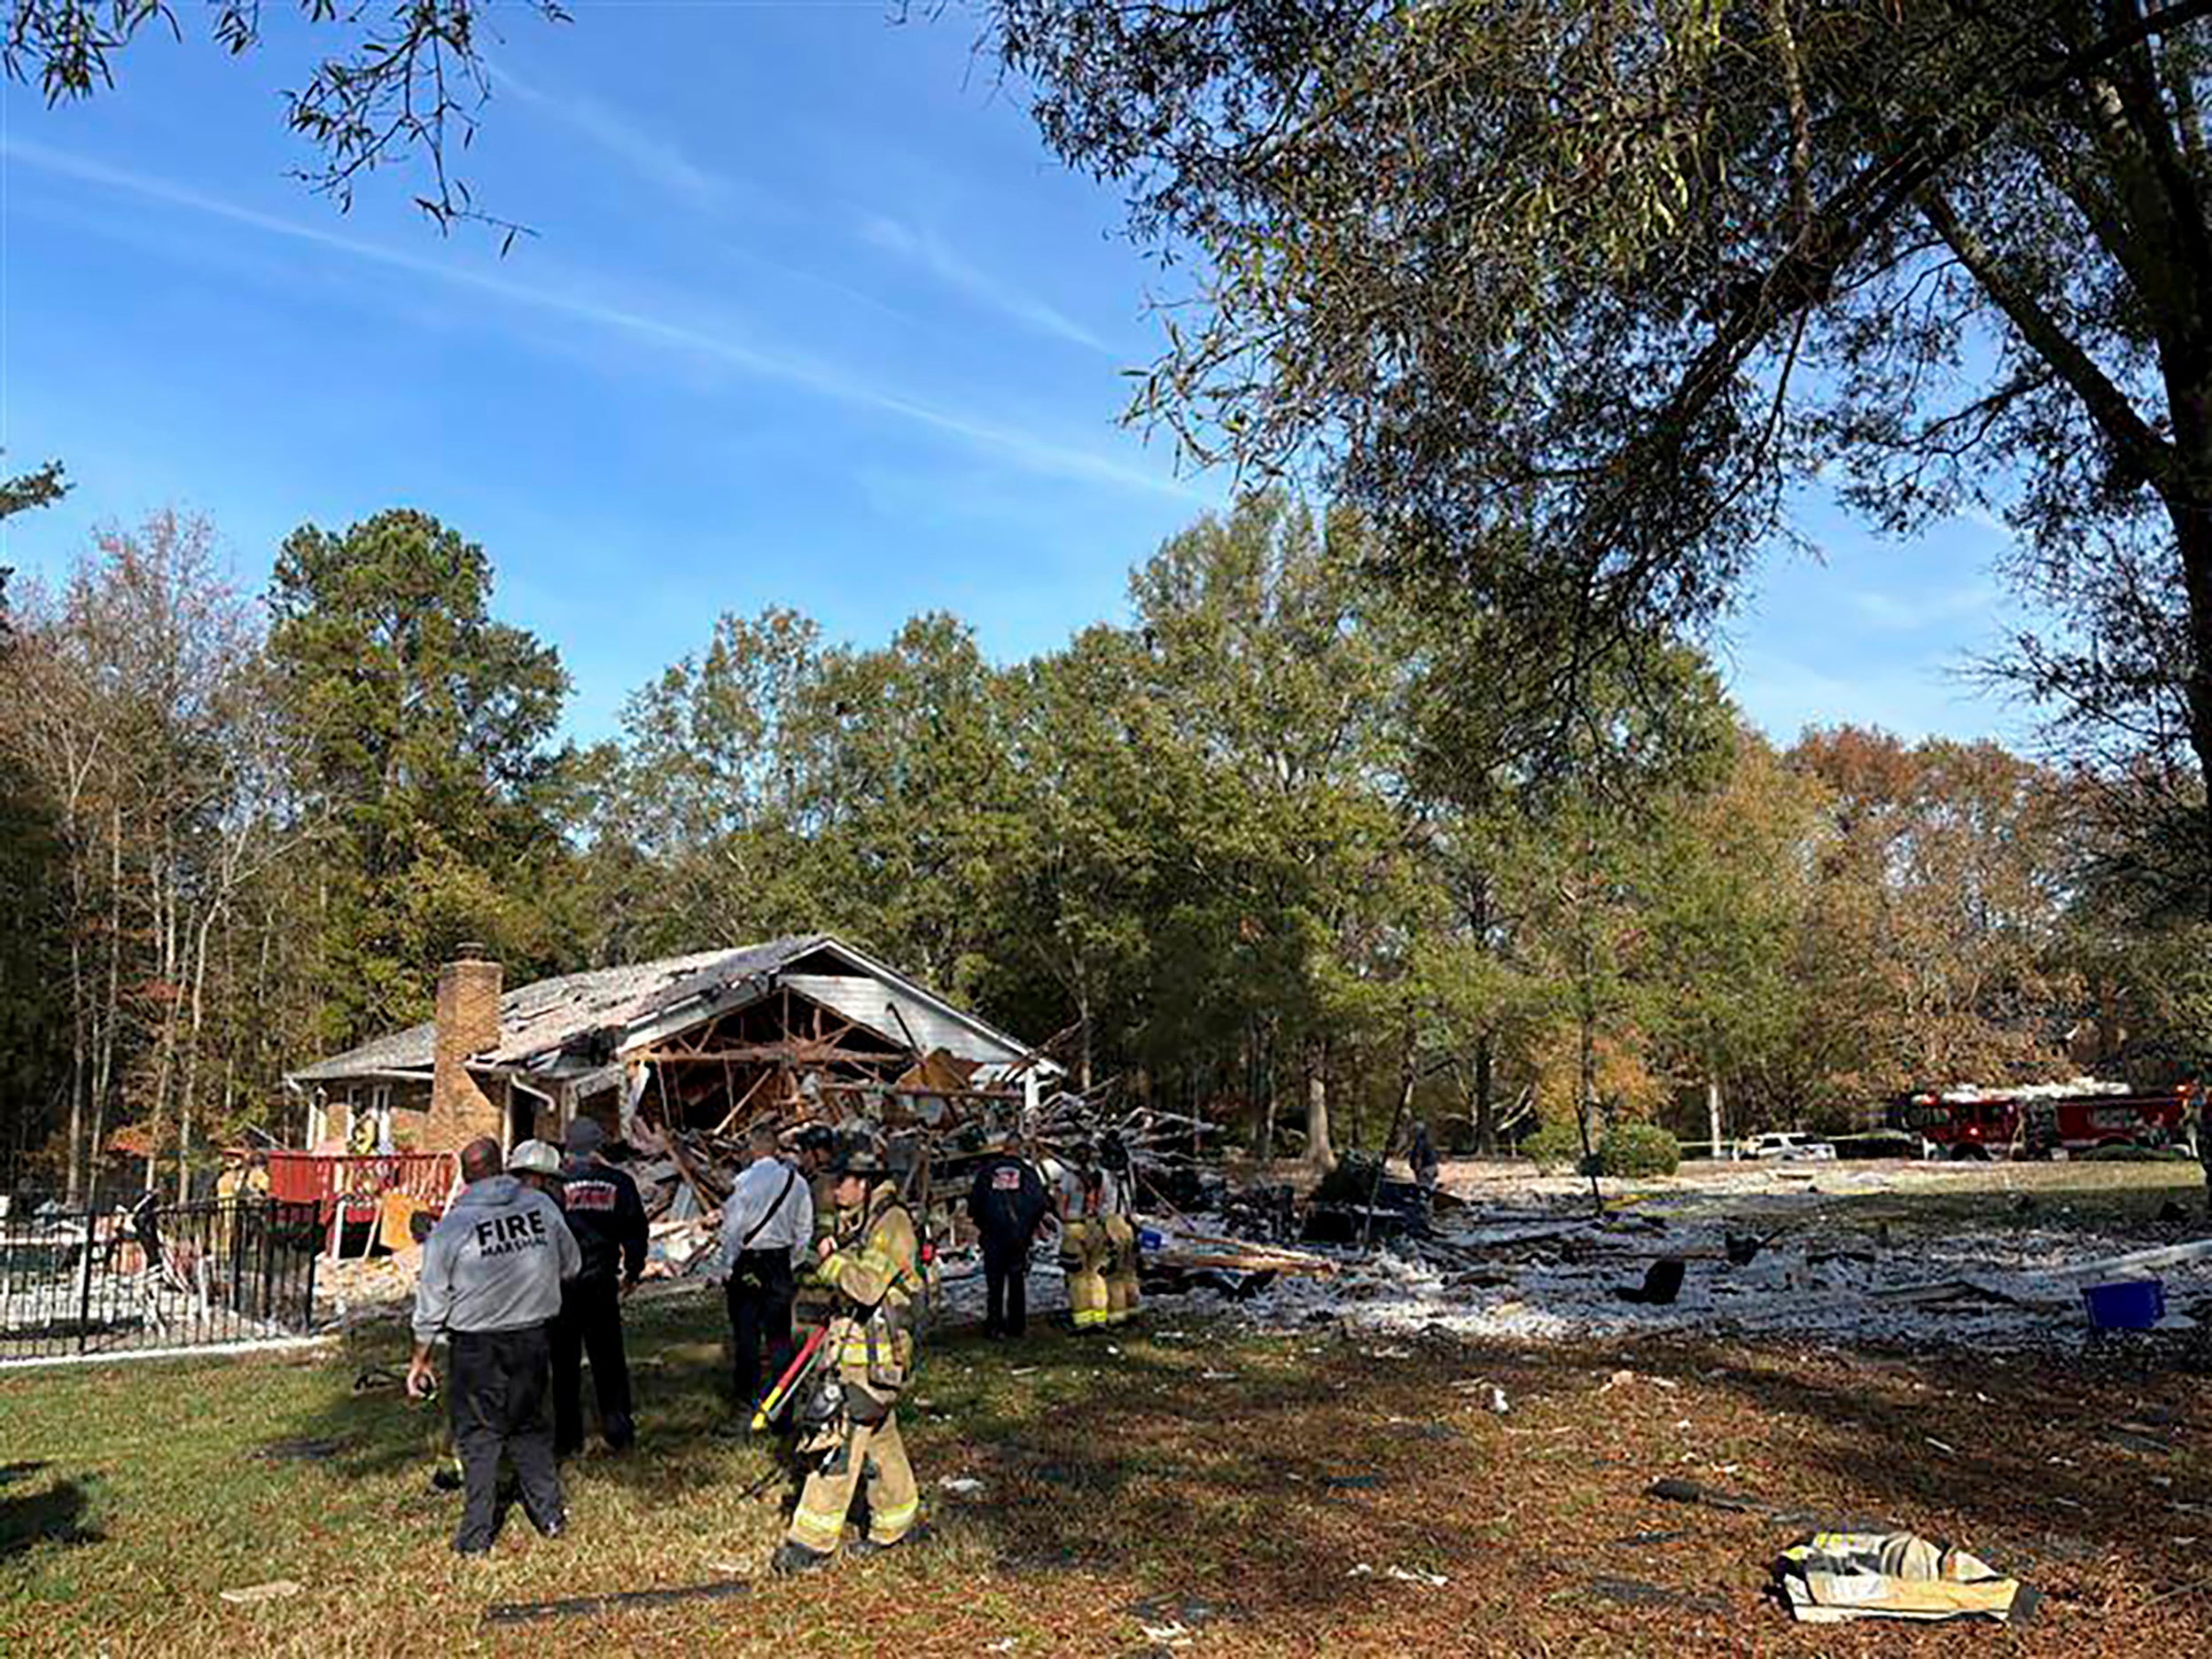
left=284, top=934, right=1057, bottom=1087
left=286, top=936, right=826, bottom=1085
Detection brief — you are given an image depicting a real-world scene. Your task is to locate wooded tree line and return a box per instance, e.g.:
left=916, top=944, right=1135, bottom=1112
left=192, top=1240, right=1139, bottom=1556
left=5, top=495, right=2205, bottom=1200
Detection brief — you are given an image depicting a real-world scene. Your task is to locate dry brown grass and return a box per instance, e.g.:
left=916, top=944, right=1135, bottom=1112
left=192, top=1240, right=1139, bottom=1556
left=4, top=1286, right=2210, bottom=1655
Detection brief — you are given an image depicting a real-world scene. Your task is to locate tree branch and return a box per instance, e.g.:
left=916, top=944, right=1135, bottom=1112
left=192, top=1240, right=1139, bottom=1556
left=1917, top=187, right=2176, bottom=491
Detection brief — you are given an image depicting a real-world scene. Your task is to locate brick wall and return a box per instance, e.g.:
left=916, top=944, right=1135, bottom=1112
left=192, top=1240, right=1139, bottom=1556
left=428, top=945, right=504, bottom=1151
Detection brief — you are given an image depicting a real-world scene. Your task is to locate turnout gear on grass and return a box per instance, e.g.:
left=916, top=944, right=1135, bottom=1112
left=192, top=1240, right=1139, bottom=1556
left=412, top=1175, right=579, bottom=1554
left=968, top=1151, right=1048, bottom=1337
left=1777, top=1531, right=2037, bottom=1624
left=552, top=1149, right=648, bottom=1454
left=783, top=1183, right=924, bottom=1558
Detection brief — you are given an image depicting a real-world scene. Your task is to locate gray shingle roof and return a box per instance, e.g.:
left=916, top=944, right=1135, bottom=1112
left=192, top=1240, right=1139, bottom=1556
left=286, top=936, right=828, bottom=1085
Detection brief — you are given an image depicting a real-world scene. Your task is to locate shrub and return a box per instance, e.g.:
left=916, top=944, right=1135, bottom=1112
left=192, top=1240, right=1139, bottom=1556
left=2081, top=1141, right=2195, bottom=1164
left=1598, top=1122, right=1681, bottom=1178
left=1522, top=1118, right=1586, bottom=1172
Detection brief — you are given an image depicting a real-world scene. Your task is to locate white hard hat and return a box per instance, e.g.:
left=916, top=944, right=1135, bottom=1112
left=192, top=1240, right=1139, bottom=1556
left=510, top=1139, right=563, bottom=1177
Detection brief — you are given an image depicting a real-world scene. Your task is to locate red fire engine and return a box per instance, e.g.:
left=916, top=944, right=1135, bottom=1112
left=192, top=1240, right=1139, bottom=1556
left=1899, top=1085, right=2198, bottom=1160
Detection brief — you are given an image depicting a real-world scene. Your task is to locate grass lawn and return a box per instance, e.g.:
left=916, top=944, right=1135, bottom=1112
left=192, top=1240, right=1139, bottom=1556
left=6, top=1274, right=2212, bottom=1654
left=1751, top=1158, right=2212, bottom=1236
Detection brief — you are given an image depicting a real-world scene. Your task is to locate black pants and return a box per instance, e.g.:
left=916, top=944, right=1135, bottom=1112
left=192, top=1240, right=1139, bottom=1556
left=982, top=1236, right=1030, bottom=1336
left=551, top=1276, right=635, bottom=1455
left=448, top=1323, right=561, bottom=1554
left=726, top=1250, right=796, bottom=1412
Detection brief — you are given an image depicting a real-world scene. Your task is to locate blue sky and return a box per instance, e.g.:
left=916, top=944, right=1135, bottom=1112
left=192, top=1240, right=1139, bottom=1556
left=1, top=4, right=2034, bottom=750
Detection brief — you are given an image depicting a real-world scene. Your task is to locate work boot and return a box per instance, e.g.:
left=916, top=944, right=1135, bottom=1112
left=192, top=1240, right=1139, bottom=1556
left=771, top=1541, right=834, bottom=1577
left=849, top=1524, right=927, bottom=1560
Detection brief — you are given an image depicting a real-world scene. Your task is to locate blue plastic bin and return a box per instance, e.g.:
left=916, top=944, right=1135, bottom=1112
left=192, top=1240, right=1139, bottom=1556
left=2082, top=1279, right=2165, bottom=1329
left=1137, top=1227, right=1164, bottom=1253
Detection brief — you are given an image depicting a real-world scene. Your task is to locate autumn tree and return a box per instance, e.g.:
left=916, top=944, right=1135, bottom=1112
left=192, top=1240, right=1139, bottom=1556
left=1786, top=728, right=2076, bottom=1110
left=986, top=1, right=2212, bottom=907
left=0, top=513, right=292, bottom=1196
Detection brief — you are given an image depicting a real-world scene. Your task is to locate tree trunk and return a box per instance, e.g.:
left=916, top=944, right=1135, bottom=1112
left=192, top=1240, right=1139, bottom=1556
left=66, top=925, right=85, bottom=1204
left=1473, top=1032, right=1497, bottom=1156
left=1254, top=1018, right=1277, bottom=1164
left=1575, top=883, right=1600, bottom=1212
left=2172, top=491, right=2212, bottom=911
left=145, top=832, right=181, bottom=1196
left=1076, top=970, right=1094, bottom=1093
left=175, top=905, right=218, bottom=1203
left=1707, top=1075, right=1725, bottom=1161
left=1306, top=1040, right=1336, bottom=1173
left=94, top=800, right=121, bottom=1199
left=1350, top=1050, right=1366, bottom=1152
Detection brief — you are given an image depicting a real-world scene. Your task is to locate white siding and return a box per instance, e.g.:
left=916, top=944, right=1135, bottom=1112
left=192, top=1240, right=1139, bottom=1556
left=781, top=974, right=1023, bottom=1071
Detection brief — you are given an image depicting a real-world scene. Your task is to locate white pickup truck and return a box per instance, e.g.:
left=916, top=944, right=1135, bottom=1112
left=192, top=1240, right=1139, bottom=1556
left=1739, top=1132, right=1838, bottom=1163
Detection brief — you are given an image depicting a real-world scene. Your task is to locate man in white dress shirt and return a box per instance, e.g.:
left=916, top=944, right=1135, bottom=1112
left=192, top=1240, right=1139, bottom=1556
left=716, top=1125, right=814, bottom=1420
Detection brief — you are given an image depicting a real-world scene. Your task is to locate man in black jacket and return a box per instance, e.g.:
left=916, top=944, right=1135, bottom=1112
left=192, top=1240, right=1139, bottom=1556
left=551, top=1117, right=648, bottom=1457
left=967, top=1141, right=1048, bottom=1338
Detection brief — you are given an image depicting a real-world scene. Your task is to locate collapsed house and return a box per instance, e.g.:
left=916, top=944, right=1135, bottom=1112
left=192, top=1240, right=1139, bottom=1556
left=284, top=935, right=1059, bottom=1170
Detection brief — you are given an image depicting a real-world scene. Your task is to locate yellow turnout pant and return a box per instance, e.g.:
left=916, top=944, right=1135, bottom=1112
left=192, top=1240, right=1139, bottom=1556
left=785, top=1410, right=918, bottom=1554
left=1061, top=1219, right=1109, bottom=1328
left=1102, top=1215, right=1140, bottom=1324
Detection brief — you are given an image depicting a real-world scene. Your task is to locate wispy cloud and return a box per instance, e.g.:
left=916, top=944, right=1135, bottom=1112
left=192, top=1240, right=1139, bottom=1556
left=1726, top=647, right=2007, bottom=745
left=492, top=66, right=728, bottom=207
left=1850, top=583, right=1998, bottom=631
left=861, top=213, right=1112, bottom=355
left=3, top=140, right=1194, bottom=502
left=1958, top=502, right=2015, bottom=539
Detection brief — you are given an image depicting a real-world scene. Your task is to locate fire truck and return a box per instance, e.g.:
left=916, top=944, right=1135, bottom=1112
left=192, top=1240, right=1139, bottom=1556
left=1897, top=1083, right=2198, bottom=1160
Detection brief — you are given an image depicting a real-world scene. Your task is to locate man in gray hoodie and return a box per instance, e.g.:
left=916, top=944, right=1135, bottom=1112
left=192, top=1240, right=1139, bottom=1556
left=407, top=1136, right=580, bottom=1554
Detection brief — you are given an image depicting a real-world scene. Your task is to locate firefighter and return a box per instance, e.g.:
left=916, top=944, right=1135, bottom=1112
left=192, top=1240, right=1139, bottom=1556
left=551, top=1117, right=647, bottom=1458
left=773, top=1150, right=925, bottom=1575
left=406, top=1136, right=580, bottom=1555
left=1052, top=1141, right=1110, bottom=1331
left=213, top=1147, right=269, bottom=1261
left=967, top=1138, right=1048, bottom=1337
left=1097, top=1132, right=1141, bottom=1327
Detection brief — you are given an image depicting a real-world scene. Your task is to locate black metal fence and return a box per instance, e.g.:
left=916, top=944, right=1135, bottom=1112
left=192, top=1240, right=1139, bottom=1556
left=0, top=1154, right=178, bottom=1214
left=0, top=1198, right=321, bottom=1364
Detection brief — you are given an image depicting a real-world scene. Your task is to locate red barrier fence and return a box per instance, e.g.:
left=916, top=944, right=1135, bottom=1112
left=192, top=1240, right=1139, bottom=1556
left=265, top=1151, right=455, bottom=1229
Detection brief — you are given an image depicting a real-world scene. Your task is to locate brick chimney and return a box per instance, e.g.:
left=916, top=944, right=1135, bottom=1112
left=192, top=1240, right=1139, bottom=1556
left=429, top=943, right=503, bottom=1151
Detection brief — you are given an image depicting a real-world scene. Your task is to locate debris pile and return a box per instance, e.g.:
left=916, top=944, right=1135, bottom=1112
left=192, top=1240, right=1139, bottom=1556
left=1146, top=1174, right=2212, bottom=1352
